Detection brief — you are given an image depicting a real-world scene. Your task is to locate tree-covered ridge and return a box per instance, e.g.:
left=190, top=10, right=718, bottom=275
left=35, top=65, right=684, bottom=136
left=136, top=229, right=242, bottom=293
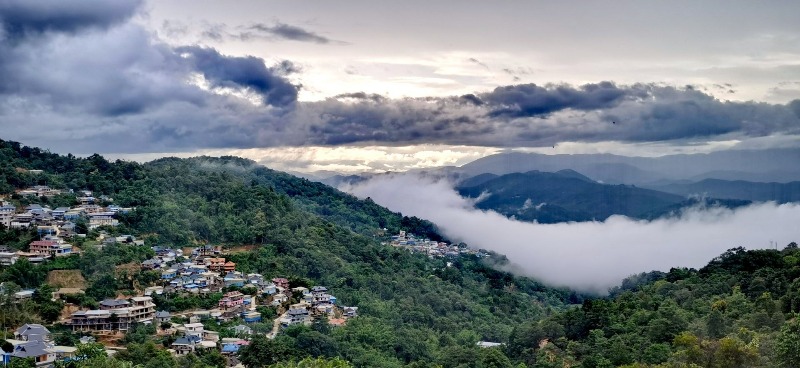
left=0, top=139, right=145, bottom=195
left=0, top=138, right=440, bottom=242
left=0, top=138, right=576, bottom=367
left=505, top=245, right=800, bottom=367
left=456, top=170, right=752, bottom=224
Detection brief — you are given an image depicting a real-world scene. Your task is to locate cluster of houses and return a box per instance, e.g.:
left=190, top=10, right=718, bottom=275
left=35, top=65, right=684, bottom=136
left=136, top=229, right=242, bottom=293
left=387, top=231, right=484, bottom=258
left=162, top=284, right=359, bottom=357
left=143, top=245, right=277, bottom=298
left=166, top=314, right=254, bottom=357
left=1, top=187, right=129, bottom=235
left=0, top=324, right=78, bottom=367
left=0, top=235, right=74, bottom=267
left=58, top=242, right=357, bottom=341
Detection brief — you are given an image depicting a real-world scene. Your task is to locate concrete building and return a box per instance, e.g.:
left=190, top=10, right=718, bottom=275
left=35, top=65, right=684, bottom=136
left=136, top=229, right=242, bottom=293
left=87, top=212, right=118, bottom=229
left=0, top=204, right=15, bottom=228
left=68, top=297, right=156, bottom=332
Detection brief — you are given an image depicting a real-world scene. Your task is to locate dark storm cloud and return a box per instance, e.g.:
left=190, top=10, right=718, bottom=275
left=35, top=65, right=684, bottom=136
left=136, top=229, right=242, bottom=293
left=176, top=46, right=298, bottom=107
left=0, top=0, right=142, bottom=39
left=481, top=82, right=645, bottom=117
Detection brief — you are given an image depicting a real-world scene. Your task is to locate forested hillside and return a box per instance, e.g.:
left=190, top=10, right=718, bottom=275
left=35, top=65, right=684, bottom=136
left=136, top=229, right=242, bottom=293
left=506, top=246, right=800, bottom=367
left=0, top=139, right=576, bottom=368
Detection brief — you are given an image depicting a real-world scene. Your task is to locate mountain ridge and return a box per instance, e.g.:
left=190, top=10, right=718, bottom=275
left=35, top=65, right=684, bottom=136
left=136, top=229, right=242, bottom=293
left=455, top=169, right=756, bottom=223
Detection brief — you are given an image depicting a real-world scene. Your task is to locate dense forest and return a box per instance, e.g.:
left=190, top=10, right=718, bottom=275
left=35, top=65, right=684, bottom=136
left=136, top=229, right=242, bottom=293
left=2, top=138, right=800, bottom=367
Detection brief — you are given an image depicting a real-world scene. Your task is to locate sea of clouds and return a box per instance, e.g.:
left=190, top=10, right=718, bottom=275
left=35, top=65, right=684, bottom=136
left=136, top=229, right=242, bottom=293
left=344, top=173, right=800, bottom=293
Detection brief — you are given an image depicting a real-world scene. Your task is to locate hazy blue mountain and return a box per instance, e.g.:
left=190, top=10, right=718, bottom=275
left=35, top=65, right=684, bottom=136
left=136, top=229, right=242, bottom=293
left=645, top=178, right=800, bottom=203
left=687, top=170, right=800, bottom=183
left=458, top=173, right=500, bottom=187
left=456, top=170, right=689, bottom=223
left=457, top=149, right=800, bottom=184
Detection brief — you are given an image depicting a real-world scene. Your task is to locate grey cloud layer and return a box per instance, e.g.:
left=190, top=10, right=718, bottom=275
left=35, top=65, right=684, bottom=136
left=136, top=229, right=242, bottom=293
left=0, top=0, right=141, bottom=39
left=0, top=0, right=301, bottom=152
left=199, top=22, right=339, bottom=44
left=1, top=0, right=799, bottom=153
left=296, top=85, right=800, bottom=147
left=481, top=81, right=645, bottom=118
left=176, top=46, right=298, bottom=107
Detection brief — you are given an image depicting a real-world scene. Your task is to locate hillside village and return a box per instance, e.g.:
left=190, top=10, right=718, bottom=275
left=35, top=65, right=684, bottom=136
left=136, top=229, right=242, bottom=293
left=386, top=230, right=485, bottom=259
left=0, top=184, right=359, bottom=367
left=5, top=142, right=800, bottom=367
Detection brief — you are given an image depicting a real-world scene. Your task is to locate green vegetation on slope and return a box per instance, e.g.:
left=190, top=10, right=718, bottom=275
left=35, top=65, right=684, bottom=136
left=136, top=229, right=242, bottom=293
left=0, top=139, right=576, bottom=368
left=504, top=245, right=800, bottom=367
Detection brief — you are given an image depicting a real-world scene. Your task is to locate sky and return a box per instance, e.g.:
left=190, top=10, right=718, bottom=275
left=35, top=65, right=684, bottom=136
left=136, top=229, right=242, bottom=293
left=1, top=0, right=800, bottom=173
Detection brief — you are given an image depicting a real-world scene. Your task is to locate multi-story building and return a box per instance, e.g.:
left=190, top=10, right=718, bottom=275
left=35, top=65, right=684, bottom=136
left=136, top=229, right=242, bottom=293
left=310, top=286, right=330, bottom=305
left=206, top=257, right=226, bottom=272
left=272, top=277, right=290, bottom=291
left=87, top=212, right=118, bottom=229
left=0, top=204, right=15, bottom=228
left=129, top=297, right=156, bottom=321
left=280, top=308, right=310, bottom=327
left=68, top=297, right=156, bottom=332
left=218, top=291, right=245, bottom=310
left=10, top=213, right=33, bottom=229
left=29, top=240, right=73, bottom=257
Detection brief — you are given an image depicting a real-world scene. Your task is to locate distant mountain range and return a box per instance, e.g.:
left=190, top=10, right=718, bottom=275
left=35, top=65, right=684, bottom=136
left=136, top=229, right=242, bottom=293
left=645, top=178, right=800, bottom=203
left=457, top=149, right=800, bottom=184
left=456, top=170, right=750, bottom=223
left=314, top=148, right=800, bottom=223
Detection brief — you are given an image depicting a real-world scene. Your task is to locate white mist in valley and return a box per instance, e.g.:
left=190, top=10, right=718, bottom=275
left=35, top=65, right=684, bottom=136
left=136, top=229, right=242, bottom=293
left=344, top=174, right=800, bottom=293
